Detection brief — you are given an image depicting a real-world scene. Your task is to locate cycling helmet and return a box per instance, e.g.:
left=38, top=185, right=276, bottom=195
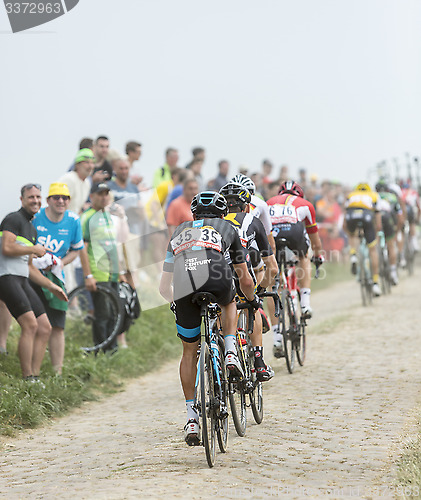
left=375, top=179, right=388, bottom=193
left=230, top=174, right=256, bottom=195
left=278, top=180, right=304, bottom=198
left=355, top=183, right=372, bottom=192
left=191, top=191, right=228, bottom=218
left=219, top=182, right=251, bottom=208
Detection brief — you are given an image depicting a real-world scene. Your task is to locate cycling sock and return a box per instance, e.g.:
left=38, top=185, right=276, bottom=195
left=350, top=248, right=356, bottom=255
left=224, top=334, right=237, bottom=354
left=372, top=274, right=379, bottom=283
left=272, top=325, right=282, bottom=343
left=253, top=346, right=263, bottom=355
left=300, top=288, right=311, bottom=308
left=186, top=399, right=199, bottom=422
left=253, top=346, right=265, bottom=367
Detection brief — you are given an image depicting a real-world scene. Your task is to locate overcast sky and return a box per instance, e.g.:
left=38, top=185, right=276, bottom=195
left=1, top=0, right=420, bottom=218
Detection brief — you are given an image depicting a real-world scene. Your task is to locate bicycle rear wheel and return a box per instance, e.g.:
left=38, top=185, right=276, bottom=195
left=216, top=336, right=229, bottom=453
left=281, top=289, right=295, bottom=373
left=199, top=342, right=216, bottom=467
left=359, top=251, right=369, bottom=307
left=66, top=283, right=124, bottom=353
left=247, top=344, right=263, bottom=424
left=295, top=291, right=306, bottom=366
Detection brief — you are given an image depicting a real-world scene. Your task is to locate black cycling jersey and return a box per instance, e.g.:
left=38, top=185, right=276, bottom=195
left=0, top=207, right=37, bottom=278
left=224, top=212, right=272, bottom=268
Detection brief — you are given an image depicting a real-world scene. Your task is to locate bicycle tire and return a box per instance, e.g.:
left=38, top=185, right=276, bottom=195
left=216, top=335, right=229, bottom=453
left=66, top=283, right=124, bottom=353
left=247, top=343, right=263, bottom=424
left=281, top=289, right=295, bottom=373
left=405, top=237, right=415, bottom=276
left=199, top=342, right=216, bottom=467
left=382, top=249, right=392, bottom=294
left=295, top=291, right=306, bottom=366
left=359, top=250, right=368, bottom=307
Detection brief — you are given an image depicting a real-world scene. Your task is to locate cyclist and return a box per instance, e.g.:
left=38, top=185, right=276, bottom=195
left=159, top=191, right=258, bottom=445
left=220, top=182, right=278, bottom=381
left=266, top=181, right=323, bottom=356
left=401, top=181, right=420, bottom=253
left=231, top=174, right=276, bottom=253
left=344, top=183, right=382, bottom=296
left=375, top=181, right=402, bottom=285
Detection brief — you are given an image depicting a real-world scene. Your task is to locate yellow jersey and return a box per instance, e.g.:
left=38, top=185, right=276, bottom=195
left=345, top=191, right=379, bottom=211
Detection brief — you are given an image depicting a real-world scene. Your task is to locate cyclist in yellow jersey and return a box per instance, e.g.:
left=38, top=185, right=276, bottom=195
left=344, top=183, right=382, bottom=296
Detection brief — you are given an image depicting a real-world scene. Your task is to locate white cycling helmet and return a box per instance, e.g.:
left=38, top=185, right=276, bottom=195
left=231, top=174, right=256, bottom=195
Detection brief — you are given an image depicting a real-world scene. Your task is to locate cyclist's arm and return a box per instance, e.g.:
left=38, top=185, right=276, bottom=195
left=260, top=254, right=278, bottom=289
left=374, top=211, right=382, bottom=233
left=159, top=270, right=173, bottom=303
left=308, top=232, right=323, bottom=257
left=267, top=232, right=276, bottom=253
left=233, top=262, right=255, bottom=301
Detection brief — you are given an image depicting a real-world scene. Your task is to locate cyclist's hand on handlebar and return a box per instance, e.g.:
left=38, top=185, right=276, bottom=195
left=311, top=255, right=324, bottom=267
left=256, top=284, right=266, bottom=296
left=247, top=295, right=263, bottom=310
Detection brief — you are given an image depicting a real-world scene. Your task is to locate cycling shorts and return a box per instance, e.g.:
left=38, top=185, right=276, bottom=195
left=32, top=283, right=66, bottom=329
left=273, top=221, right=310, bottom=260
left=381, top=213, right=396, bottom=241
left=0, top=275, right=45, bottom=319
left=345, top=208, right=376, bottom=246
left=173, top=251, right=235, bottom=343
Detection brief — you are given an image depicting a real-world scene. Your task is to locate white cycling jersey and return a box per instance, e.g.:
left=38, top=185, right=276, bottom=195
left=249, top=194, right=272, bottom=235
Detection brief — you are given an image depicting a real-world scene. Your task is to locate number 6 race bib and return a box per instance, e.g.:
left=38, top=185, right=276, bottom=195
left=171, top=226, right=223, bottom=255
left=269, top=204, right=298, bottom=224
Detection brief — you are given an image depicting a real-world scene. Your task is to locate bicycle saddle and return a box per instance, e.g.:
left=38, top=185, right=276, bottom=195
left=192, top=292, right=217, bottom=306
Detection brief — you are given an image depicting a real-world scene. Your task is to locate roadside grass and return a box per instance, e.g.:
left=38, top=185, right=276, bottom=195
left=311, top=261, right=352, bottom=293
left=311, top=313, right=350, bottom=336
left=0, top=304, right=179, bottom=437
left=396, top=420, right=421, bottom=498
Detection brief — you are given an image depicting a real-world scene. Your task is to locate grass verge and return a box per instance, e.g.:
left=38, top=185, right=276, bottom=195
left=0, top=304, right=179, bottom=438
left=311, top=261, right=352, bottom=293
left=396, top=421, right=421, bottom=498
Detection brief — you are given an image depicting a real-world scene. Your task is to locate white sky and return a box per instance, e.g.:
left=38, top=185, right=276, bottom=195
left=1, top=0, right=420, bottom=218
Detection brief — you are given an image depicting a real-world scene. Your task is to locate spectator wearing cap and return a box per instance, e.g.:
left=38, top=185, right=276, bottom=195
left=60, top=149, right=95, bottom=215
left=80, top=183, right=126, bottom=352
left=31, top=183, right=84, bottom=374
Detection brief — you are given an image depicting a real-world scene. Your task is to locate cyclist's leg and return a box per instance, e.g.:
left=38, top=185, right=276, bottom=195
left=364, top=212, right=381, bottom=295
left=248, top=310, right=274, bottom=381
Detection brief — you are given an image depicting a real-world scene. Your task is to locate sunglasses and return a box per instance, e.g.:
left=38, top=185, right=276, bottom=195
left=50, top=195, right=70, bottom=201
left=21, top=183, right=42, bottom=196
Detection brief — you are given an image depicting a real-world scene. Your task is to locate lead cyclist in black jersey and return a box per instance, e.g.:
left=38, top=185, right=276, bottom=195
left=159, top=192, right=259, bottom=445
left=220, top=182, right=278, bottom=381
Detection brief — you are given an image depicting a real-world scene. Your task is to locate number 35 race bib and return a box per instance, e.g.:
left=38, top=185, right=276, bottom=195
left=171, top=226, right=223, bottom=255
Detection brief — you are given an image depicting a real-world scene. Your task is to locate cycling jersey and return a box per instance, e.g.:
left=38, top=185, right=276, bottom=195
left=223, top=212, right=273, bottom=268
left=33, top=208, right=84, bottom=281
left=344, top=191, right=379, bottom=211
left=249, top=194, right=272, bottom=234
left=266, top=194, right=319, bottom=234
left=0, top=207, right=37, bottom=278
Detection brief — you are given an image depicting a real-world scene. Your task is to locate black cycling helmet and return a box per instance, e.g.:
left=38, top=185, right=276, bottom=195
left=219, top=182, right=251, bottom=208
left=191, top=191, right=228, bottom=218
left=375, top=179, right=388, bottom=193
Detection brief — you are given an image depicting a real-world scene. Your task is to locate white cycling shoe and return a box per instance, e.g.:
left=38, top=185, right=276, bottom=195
left=301, top=305, right=313, bottom=319
left=225, top=351, right=244, bottom=378
left=273, top=340, right=285, bottom=358
left=372, top=283, right=381, bottom=297
left=184, top=419, right=201, bottom=446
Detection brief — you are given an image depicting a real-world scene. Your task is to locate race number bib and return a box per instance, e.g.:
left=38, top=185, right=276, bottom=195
left=171, top=226, right=223, bottom=255
left=269, top=204, right=298, bottom=224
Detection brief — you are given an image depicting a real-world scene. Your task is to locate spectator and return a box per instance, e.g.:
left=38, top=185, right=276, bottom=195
left=185, top=147, right=205, bottom=169
left=279, top=165, right=289, bottom=183
left=0, top=184, right=67, bottom=380
left=125, top=141, right=143, bottom=186
left=31, top=183, right=84, bottom=374
left=60, top=149, right=95, bottom=215
left=188, top=158, right=204, bottom=192
left=261, top=159, right=274, bottom=184
left=93, top=136, right=113, bottom=182
left=207, top=160, right=230, bottom=192
left=107, top=158, right=143, bottom=235
left=166, top=178, right=199, bottom=236
left=68, top=138, right=94, bottom=172
left=166, top=169, right=194, bottom=211
left=156, top=167, right=181, bottom=208
left=153, top=147, right=179, bottom=188
left=80, top=183, right=126, bottom=353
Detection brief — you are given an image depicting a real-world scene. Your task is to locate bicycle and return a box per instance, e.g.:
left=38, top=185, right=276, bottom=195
left=227, top=301, right=265, bottom=437
left=356, top=226, right=373, bottom=306
left=66, top=283, right=124, bottom=353
left=377, top=231, right=392, bottom=295
left=273, top=238, right=309, bottom=373
left=191, top=292, right=229, bottom=468
left=403, top=222, right=415, bottom=276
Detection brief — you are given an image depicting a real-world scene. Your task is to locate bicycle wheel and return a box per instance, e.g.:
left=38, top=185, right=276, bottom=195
left=405, top=237, right=415, bottom=276
left=378, top=245, right=387, bottom=295
left=216, top=336, right=229, bottom=453
left=247, top=344, right=263, bottom=424
left=359, top=250, right=368, bottom=307
left=281, top=289, right=295, bottom=373
left=295, top=291, right=306, bottom=366
left=66, top=283, right=124, bottom=353
left=199, top=342, right=216, bottom=467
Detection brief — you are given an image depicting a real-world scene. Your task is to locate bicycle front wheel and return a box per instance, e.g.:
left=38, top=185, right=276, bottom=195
left=66, top=283, right=124, bottom=353
left=199, top=342, right=216, bottom=468
left=281, top=289, right=295, bottom=373
left=216, top=336, right=229, bottom=453
left=359, top=251, right=369, bottom=307
left=295, top=291, right=306, bottom=366
left=247, top=344, right=263, bottom=424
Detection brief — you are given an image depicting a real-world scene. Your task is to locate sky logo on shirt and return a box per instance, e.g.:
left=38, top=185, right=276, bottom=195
left=38, top=234, right=65, bottom=254
left=4, top=0, right=79, bottom=33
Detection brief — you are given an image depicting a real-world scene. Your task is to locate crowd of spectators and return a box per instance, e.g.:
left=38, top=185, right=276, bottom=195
left=0, top=135, right=352, bottom=378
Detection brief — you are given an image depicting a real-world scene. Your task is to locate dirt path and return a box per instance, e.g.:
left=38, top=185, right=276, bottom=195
left=1, top=276, right=421, bottom=499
